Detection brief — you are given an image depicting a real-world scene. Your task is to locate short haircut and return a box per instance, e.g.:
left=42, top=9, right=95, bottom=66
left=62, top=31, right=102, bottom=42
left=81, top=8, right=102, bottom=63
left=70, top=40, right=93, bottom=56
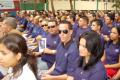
left=59, top=20, right=73, bottom=30
left=107, top=13, right=115, bottom=21
left=80, top=16, right=89, bottom=24
left=4, top=17, right=17, bottom=29
left=68, top=14, right=76, bottom=22
left=49, top=19, right=58, bottom=25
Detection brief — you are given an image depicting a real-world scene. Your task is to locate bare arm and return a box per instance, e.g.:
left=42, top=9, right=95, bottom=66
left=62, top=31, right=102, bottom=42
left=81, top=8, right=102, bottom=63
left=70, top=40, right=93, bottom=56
left=43, top=48, right=57, bottom=55
left=101, top=51, right=106, bottom=62
left=105, top=55, right=120, bottom=68
left=67, top=76, right=74, bottom=80
left=46, top=63, right=55, bottom=74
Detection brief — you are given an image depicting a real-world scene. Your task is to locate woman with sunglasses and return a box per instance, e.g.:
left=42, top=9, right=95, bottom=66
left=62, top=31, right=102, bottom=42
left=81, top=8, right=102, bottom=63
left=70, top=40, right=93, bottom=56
left=0, top=33, right=37, bottom=80
left=67, top=31, right=107, bottom=80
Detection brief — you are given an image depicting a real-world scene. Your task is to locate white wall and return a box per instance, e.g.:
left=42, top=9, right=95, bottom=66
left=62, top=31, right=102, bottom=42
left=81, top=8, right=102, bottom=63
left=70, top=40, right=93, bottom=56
left=48, top=0, right=116, bottom=11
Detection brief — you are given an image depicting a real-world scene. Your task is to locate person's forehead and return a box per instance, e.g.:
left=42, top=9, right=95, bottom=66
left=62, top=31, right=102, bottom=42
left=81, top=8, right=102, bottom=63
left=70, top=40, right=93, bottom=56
left=48, top=22, right=56, bottom=25
left=59, top=24, right=69, bottom=30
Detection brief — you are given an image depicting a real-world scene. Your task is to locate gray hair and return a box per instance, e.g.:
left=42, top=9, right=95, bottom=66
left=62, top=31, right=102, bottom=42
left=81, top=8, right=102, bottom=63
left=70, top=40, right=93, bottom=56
left=4, top=17, right=17, bottom=29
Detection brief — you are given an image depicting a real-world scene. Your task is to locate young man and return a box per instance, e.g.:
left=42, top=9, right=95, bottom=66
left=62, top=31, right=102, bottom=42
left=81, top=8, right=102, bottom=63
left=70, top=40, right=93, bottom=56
left=41, top=20, right=79, bottom=80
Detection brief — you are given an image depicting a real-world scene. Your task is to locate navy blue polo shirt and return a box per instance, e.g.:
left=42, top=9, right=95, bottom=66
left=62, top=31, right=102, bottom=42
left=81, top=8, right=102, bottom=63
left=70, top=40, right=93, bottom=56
left=51, top=39, right=79, bottom=75
left=26, top=22, right=34, bottom=37
left=31, top=24, right=45, bottom=38
left=69, top=60, right=107, bottom=80
left=0, top=71, right=4, bottom=79
left=18, top=17, right=28, bottom=28
left=74, top=27, right=91, bottom=43
left=100, top=34, right=105, bottom=48
left=114, top=21, right=120, bottom=27
left=101, top=23, right=114, bottom=36
left=72, top=23, right=79, bottom=38
left=26, top=21, right=32, bottom=32
left=105, top=41, right=120, bottom=64
left=16, top=16, right=21, bottom=22
left=41, top=33, right=60, bottom=68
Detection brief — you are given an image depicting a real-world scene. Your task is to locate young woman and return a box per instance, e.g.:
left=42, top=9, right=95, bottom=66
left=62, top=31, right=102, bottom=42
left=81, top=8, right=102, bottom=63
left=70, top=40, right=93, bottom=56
left=0, top=33, right=37, bottom=80
left=67, top=31, right=107, bottom=80
left=91, top=19, right=105, bottom=48
left=102, top=26, right=120, bottom=79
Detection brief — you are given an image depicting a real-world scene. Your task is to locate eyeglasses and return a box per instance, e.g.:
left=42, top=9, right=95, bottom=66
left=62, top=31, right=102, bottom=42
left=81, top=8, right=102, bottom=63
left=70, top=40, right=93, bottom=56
left=59, top=30, right=69, bottom=34
left=39, top=20, right=42, bottom=22
left=42, top=24, right=48, bottom=27
left=48, top=25, right=55, bottom=29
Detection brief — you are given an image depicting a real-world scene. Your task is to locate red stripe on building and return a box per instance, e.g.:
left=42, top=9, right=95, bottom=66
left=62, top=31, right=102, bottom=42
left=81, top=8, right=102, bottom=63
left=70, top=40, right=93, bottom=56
left=0, top=0, right=20, bottom=11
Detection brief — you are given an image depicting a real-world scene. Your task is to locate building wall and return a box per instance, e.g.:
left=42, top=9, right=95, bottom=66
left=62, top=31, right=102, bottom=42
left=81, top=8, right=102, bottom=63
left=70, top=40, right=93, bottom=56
left=48, top=0, right=116, bottom=11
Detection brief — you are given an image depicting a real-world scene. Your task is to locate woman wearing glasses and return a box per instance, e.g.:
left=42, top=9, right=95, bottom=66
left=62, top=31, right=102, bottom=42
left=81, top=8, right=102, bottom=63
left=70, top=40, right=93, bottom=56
left=0, top=33, right=37, bottom=80
left=67, top=31, right=107, bottom=80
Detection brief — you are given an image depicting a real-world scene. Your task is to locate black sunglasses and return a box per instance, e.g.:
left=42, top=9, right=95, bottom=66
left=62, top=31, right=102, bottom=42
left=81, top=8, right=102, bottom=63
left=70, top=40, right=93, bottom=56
left=48, top=25, right=55, bottom=29
left=59, top=30, right=69, bottom=34
left=39, top=20, right=42, bottom=22
left=42, top=24, right=48, bottom=27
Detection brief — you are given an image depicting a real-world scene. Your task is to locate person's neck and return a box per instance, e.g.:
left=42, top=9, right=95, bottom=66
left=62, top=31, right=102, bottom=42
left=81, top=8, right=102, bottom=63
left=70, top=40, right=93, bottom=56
left=85, top=55, right=90, bottom=64
left=71, top=21, right=75, bottom=25
left=82, top=25, right=88, bottom=29
left=97, top=30, right=101, bottom=35
left=113, top=39, right=118, bottom=44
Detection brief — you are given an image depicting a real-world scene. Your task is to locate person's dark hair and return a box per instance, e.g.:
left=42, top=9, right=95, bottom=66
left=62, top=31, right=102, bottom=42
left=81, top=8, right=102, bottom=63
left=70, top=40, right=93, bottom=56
left=91, top=12, right=96, bottom=18
left=92, top=19, right=103, bottom=30
left=78, top=31, right=104, bottom=70
left=109, top=26, right=120, bottom=47
left=49, top=19, right=58, bottom=25
left=4, top=17, right=17, bottom=29
left=0, top=33, right=37, bottom=78
left=68, top=14, right=76, bottom=22
left=80, top=16, right=89, bottom=24
left=59, top=20, right=73, bottom=30
left=106, top=13, right=115, bottom=21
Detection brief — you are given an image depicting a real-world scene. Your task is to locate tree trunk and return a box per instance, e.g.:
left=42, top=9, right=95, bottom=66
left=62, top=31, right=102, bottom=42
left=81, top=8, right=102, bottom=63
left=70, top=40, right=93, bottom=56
left=69, top=0, right=73, bottom=10
left=50, top=0, right=55, bottom=16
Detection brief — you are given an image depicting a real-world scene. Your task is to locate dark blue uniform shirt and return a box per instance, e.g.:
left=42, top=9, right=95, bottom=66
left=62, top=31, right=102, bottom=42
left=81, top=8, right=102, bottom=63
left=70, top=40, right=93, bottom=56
left=105, top=41, right=120, bottom=64
left=51, top=39, right=79, bottom=75
left=41, top=33, right=60, bottom=68
left=70, top=60, right=107, bottom=80
left=75, top=27, right=91, bottom=43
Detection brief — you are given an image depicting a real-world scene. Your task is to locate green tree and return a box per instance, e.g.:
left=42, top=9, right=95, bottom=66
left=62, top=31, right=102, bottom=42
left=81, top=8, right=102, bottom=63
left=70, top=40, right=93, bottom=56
left=112, top=0, right=120, bottom=11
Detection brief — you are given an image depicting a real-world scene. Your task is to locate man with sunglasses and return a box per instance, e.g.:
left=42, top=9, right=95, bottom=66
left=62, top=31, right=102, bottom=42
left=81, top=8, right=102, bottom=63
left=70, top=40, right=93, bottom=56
left=41, top=20, right=79, bottom=80
left=40, top=19, right=60, bottom=69
left=34, top=20, right=60, bottom=73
